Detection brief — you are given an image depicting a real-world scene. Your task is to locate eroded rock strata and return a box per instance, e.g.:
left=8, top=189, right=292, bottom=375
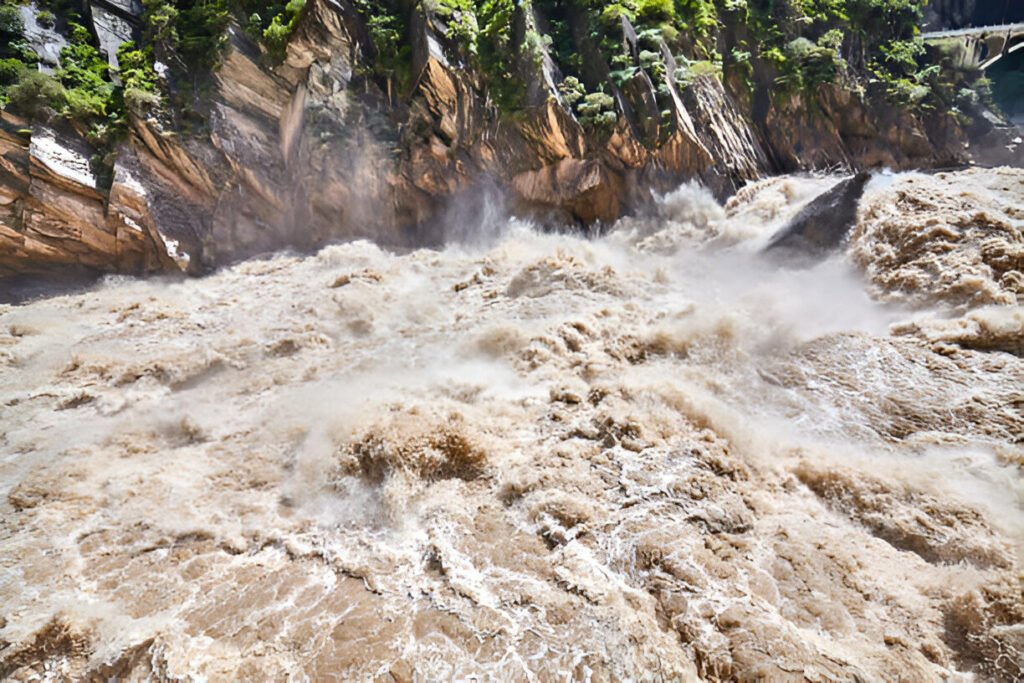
left=1, top=0, right=1021, bottom=277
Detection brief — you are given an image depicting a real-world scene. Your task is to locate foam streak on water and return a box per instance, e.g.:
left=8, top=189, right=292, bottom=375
left=0, top=171, right=1021, bottom=680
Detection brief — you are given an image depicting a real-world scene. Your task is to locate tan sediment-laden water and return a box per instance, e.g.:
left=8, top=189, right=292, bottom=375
left=0, top=168, right=1021, bottom=681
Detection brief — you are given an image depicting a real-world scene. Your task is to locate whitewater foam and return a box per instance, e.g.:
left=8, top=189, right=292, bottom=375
left=1, top=169, right=1021, bottom=680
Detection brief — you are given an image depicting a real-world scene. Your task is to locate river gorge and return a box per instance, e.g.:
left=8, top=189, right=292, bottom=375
left=1, top=0, right=1023, bottom=678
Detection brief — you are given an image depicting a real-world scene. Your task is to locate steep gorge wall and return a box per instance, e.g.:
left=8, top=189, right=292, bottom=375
left=923, top=0, right=1024, bottom=30
left=0, top=0, right=1017, bottom=277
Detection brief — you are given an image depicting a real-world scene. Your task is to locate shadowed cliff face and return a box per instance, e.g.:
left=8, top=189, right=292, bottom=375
left=923, top=0, right=1024, bottom=30
left=0, top=0, right=1021, bottom=279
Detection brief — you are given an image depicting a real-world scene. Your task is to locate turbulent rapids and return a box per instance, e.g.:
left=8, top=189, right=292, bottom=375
left=1, top=168, right=1022, bottom=680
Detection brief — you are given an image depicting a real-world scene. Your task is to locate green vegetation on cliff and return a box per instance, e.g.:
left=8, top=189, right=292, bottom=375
left=0, top=0, right=302, bottom=154
left=0, top=0, right=1000, bottom=172
left=0, top=0, right=981, bottom=115
left=331, top=0, right=984, bottom=133
left=0, top=8, right=130, bottom=152
left=0, top=0, right=307, bottom=122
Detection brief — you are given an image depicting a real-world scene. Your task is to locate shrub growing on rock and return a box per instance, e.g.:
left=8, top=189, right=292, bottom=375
left=37, top=10, right=56, bottom=29
left=6, top=69, right=65, bottom=116
left=577, top=91, right=617, bottom=131
left=0, top=3, right=23, bottom=39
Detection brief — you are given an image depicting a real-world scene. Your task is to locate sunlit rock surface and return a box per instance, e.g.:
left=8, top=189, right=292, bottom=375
left=0, top=115, right=169, bottom=277
left=4, top=0, right=1021, bottom=278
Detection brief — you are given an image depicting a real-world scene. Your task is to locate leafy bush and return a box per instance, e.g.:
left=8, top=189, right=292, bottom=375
left=596, top=2, right=634, bottom=31
left=577, top=91, right=617, bottom=130
left=141, top=0, right=230, bottom=71
left=68, top=21, right=92, bottom=44
left=245, top=11, right=262, bottom=38
left=638, top=48, right=667, bottom=86
left=262, top=14, right=291, bottom=60
left=730, top=47, right=751, bottom=64
left=636, top=0, right=674, bottom=24
left=477, top=0, right=520, bottom=110
left=117, top=42, right=161, bottom=112
left=261, top=0, right=305, bottom=63
left=610, top=65, right=638, bottom=86
left=37, top=10, right=55, bottom=28
left=178, top=0, right=231, bottom=70
left=674, top=58, right=721, bottom=88
left=0, top=3, right=23, bottom=39
left=117, top=43, right=158, bottom=90
left=434, top=0, right=479, bottom=55
left=6, top=69, right=65, bottom=116
left=0, top=56, right=26, bottom=85
left=64, top=87, right=109, bottom=119
left=786, top=36, right=839, bottom=87
left=818, top=28, right=843, bottom=52
left=522, top=28, right=551, bottom=68
left=798, top=0, right=850, bottom=22
left=882, top=76, right=929, bottom=104
left=351, top=0, right=411, bottom=92
left=57, top=23, right=115, bottom=120
left=0, top=1, right=31, bottom=74
left=878, top=37, right=924, bottom=72
left=676, top=0, right=716, bottom=34
left=558, top=75, right=585, bottom=106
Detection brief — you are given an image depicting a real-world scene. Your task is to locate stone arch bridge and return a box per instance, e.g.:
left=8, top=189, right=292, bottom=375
left=921, top=23, right=1024, bottom=70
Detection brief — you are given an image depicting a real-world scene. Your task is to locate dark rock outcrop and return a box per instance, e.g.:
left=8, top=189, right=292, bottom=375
left=923, top=0, right=1024, bottom=30
left=763, top=171, right=872, bottom=261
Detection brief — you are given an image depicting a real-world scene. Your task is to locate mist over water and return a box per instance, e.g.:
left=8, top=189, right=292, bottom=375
left=1, top=170, right=1021, bottom=680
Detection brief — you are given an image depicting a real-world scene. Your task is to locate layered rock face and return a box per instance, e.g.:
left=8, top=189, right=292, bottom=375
left=0, top=113, right=177, bottom=277
left=0, top=0, right=1018, bottom=277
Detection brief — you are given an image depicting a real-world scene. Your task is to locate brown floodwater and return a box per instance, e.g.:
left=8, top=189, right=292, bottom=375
left=1, top=169, right=1021, bottom=680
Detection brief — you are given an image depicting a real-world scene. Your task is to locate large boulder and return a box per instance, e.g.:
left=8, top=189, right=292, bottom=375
left=763, top=170, right=872, bottom=260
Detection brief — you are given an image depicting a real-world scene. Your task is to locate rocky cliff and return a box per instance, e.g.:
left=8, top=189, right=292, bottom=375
left=0, top=0, right=1020, bottom=277
left=923, top=0, right=1024, bottom=30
